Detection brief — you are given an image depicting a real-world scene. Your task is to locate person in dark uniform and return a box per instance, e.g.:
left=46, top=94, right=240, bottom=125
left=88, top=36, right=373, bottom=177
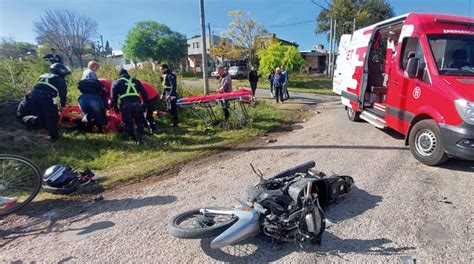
left=43, top=48, right=63, bottom=64
left=27, top=63, right=70, bottom=140
left=160, top=64, right=178, bottom=127
left=111, top=69, right=148, bottom=144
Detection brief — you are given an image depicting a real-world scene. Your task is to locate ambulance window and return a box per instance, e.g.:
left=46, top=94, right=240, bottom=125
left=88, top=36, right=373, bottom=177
left=400, top=37, right=429, bottom=82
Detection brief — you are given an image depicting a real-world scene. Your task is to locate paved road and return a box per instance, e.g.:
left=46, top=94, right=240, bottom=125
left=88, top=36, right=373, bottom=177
left=181, top=79, right=336, bottom=105
left=1, top=100, right=473, bottom=263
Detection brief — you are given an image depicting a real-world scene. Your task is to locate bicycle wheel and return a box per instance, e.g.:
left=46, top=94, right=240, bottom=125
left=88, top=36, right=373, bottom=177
left=0, top=154, right=42, bottom=216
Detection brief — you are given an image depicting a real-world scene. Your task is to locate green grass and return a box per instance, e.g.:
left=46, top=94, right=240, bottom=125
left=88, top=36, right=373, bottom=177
left=183, top=73, right=335, bottom=95
left=0, top=60, right=308, bottom=193
left=0, top=100, right=290, bottom=189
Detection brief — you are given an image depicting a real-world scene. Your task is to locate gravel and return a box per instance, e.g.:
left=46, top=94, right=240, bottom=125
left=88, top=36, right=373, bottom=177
left=1, top=100, right=473, bottom=263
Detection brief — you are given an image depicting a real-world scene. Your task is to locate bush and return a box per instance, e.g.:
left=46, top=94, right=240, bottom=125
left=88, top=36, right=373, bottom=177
left=0, top=59, right=50, bottom=101
left=0, top=59, right=198, bottom=104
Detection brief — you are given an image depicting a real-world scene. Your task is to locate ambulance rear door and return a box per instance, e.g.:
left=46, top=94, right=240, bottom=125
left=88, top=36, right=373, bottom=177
left=333, top=34, right=352, bottom=95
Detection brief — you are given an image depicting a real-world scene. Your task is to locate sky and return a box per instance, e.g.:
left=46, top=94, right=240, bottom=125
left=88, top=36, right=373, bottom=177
left=1, top=0, right=474, bottom=51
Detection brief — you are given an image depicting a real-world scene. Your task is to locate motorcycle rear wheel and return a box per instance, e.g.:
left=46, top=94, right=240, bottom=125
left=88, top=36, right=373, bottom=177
left=168, top=208, right=237, bottom=239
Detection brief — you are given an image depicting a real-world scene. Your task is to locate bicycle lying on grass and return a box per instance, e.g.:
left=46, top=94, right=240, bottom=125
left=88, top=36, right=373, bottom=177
left=0, top=154, right=42, bottom=217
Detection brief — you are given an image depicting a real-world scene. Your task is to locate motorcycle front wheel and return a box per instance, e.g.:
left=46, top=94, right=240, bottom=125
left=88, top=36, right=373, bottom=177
left=168, top=208, right=238, bottom=239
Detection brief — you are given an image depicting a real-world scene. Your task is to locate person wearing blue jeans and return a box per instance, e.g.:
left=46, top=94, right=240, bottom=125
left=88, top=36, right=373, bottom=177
left=78, top=79, right=108, bottom=132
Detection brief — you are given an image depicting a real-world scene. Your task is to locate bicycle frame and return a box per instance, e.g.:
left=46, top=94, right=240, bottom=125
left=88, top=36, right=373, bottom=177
left=201, top=207, right=260, bottom=249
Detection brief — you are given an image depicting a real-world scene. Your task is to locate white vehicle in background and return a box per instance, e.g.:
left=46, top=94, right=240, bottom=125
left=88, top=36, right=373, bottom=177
left=228, top=66, right=249, bottom=79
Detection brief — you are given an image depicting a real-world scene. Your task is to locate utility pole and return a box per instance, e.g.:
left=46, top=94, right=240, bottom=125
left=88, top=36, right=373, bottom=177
left=331, top=19, right=337, bottom=79
left=328, top=18, right=333, bottom=78
left=208, top=23, right=213, bottom=71
left=199, top=0, right=210, bottom=95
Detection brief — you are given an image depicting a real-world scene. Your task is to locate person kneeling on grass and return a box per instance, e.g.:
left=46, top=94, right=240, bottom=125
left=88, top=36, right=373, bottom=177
left=111, top=69, right=148, bottom=145
left=77, top=78, right=109, bottom=132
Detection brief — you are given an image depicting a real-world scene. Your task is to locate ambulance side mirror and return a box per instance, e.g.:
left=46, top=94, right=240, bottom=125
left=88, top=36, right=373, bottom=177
left=405, top=58, right=420, bottom=78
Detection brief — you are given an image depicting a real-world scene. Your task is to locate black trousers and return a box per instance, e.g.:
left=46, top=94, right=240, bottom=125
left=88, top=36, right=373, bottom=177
left=121, top=102, right=145, bottom=141
left=30, top=92, right=59, bottom=138
left=274, top=86, right=283, bottom=102
left=167, top=97, right=178, bottom=126
left=250, top=81, right=257, bottom=96
left=145, top=96, right=158, bottom=130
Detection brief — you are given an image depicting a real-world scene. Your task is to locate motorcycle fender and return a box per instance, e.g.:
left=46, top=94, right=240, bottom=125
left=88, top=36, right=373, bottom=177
left=210, top=207, right=260, bottom=249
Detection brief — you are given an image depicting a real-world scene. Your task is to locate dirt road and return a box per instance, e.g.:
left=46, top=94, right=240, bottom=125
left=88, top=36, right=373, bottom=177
left=1, top=100, right=473, bottom=263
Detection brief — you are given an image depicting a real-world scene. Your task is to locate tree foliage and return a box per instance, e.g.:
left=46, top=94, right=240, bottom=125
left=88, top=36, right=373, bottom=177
left=315, top=0, right=394, bottom=41
left=210, top=38, right=243, bottom=61
left=257, top=42, right=304, bottom=76
left=34, top=9, right=98, bottom=67
left=0, top=38, right=37, bottom=59
left=123, top=21, right=187, bottom=65
left=224, top=11, right=269, bottom=66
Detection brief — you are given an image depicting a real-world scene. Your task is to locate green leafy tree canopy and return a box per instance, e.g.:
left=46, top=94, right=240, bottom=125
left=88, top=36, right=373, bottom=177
left=257, top=42, right=304, bottom=76
left=123, top=21, right=187, bottom=65
left=316, top=0, right=394, bottom=41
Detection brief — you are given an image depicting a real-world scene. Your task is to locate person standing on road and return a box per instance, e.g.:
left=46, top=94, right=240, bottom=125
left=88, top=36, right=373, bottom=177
left=282, top=66, right=290, bottom=100
left=81, top=61, right=100, bottom=80
left=43, top=48, right=63, bottom=64
left=248, top=67, right=261, bottom=98
left=160, top=64, right=179, bottom=127
left=217, top=65, right=233, bottom=121
left=273, top=67, right=285, bottom=103
left=111, top=69, right=148, bottom=144
left=268, top=70, right=275, bottom=98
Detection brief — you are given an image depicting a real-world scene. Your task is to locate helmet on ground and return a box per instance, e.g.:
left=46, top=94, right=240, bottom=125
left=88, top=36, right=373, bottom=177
left=50, top=63, right=71, bottom=77
left=42, top=164, right=79, bottom=194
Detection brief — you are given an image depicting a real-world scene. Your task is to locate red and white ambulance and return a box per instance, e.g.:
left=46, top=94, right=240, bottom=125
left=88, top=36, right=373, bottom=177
left=333, top=13, right=474, bottom=165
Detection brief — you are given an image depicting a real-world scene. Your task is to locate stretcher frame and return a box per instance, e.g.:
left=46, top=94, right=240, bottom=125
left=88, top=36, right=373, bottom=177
left=177, top=95, right=252, bottom=126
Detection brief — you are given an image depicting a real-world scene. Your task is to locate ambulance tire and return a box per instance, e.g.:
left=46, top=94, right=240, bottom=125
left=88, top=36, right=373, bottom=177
left=408, top=119, right=449, bottom=166
left=346, top=107, right=361, bottom=122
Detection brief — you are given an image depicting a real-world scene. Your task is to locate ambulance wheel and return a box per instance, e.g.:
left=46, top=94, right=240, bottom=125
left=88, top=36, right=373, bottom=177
left=346, top=107, right=360, bottom=122
left=408, top=120, right=449, bottom=166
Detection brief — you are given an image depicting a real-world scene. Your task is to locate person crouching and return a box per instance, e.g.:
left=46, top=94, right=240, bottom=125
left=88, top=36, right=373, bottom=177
left=111, top=69, right=148, bottom=145
left=77, top=78, right=108, bottom=132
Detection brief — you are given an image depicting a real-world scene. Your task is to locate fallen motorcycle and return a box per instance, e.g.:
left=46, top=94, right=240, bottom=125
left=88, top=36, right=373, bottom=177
left=168, top=161, right=354, bottom=249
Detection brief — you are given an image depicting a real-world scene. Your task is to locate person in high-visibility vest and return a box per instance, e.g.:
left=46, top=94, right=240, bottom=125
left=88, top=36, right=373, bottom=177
left=19, top=63, right=70, bottom=140
left=160, top=64, right=178, bottom=127
left=111, top=69, right=148, bottom=144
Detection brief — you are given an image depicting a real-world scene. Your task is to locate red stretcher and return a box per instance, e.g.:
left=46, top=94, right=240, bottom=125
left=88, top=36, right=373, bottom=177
left=176, top=88, right=254, bottom=126
left=59, top=79, right=159, bottom=132
left=60, top=105, right=123, bottom=132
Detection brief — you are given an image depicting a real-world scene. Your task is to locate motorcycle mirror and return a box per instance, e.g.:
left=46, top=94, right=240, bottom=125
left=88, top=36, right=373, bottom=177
left=324, top=219, right=336, bottom=228
left=250, top=163, right=264, bottom=181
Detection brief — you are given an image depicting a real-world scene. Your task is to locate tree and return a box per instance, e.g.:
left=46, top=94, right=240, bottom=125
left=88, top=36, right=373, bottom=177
left=105, top=41, right=112, bottom=56
left=315, top=0, right=394, bottom=41
left=224, top=11, right=269, bottom=66
left=210, top=39, right=243, bottom=61
left=123, top=21, right=187, bottom=66
left=34, top=9, right=98, bottom=67
left=257, top=42, right=304, bottom=76
left=0, top=38, right=37, bottom=59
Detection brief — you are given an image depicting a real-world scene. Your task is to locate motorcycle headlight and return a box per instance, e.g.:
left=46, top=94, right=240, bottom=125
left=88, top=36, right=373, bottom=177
left=455, top=99, right=474, bottom=125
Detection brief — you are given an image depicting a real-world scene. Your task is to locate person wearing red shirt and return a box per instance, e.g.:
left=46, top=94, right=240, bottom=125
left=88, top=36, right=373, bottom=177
left=141, top=81, right=159, bottom=133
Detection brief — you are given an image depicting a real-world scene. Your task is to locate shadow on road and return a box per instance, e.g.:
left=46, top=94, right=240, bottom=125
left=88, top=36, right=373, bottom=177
left=0, top=195, right=177, bottom=248
left=176, top=144, right=410, bottom=153
left=438, top=159, right=474, bottom=172
left=198, top=186, right=407, bottom=262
